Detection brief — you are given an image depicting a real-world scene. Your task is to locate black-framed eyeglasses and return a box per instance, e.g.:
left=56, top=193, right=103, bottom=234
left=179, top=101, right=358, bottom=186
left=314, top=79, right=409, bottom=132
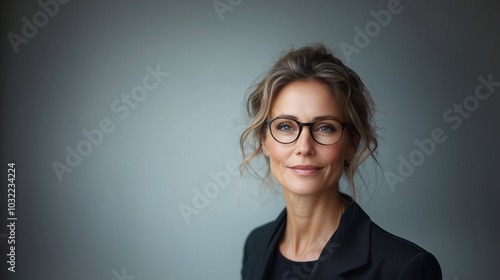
left=266, top=117, right=347, bottom=145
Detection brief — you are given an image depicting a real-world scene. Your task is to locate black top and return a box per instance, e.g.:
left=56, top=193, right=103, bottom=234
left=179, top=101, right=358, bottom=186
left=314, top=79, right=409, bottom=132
left=268, top=249, right=317, bottom=280
left=241, top=194, right=442, bottom=280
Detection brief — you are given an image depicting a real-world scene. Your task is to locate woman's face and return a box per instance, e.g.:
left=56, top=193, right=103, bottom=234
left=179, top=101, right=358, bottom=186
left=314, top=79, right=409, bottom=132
left=262, top=80, right=356, bottom=196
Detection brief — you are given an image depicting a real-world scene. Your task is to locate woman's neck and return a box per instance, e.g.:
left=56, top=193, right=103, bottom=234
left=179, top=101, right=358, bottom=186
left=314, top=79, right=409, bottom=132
left=279, top=187, right=347, bottom=262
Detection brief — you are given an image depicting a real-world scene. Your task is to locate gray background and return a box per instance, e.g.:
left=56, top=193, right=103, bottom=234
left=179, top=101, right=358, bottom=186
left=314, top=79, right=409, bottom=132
left=1, top=0, right=499, bottom=279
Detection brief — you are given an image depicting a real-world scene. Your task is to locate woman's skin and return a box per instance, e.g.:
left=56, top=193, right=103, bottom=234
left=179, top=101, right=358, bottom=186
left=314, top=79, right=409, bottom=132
left=261, top=80, right=358, bottom=262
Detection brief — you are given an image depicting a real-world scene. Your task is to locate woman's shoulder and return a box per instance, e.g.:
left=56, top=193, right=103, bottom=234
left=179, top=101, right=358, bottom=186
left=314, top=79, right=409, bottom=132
left=241, top=211, right=287, bottom=279
left=343, top=196, right=439, bottom=263
left=336, top=199, right=442, bottom=278
left=367, top=221, right=442, bottom=277
left=245, top=220, right=276, bottom=247
left=370, top=221, right=433, bottom=256
left=244, top=209, right=286, bottom=251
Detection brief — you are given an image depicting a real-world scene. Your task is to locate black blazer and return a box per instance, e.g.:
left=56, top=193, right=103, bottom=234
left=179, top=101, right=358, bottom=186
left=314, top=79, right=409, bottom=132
left=241, top=197, right=442, bottom=280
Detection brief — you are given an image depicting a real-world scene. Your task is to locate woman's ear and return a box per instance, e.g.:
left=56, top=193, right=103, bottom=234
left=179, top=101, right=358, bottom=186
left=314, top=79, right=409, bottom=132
left=261, top=135, right=270, bottom=157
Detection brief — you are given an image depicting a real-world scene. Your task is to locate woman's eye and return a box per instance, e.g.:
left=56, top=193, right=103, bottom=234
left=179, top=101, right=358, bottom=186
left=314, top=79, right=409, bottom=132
left=317, top=124, right=336, bottom=133
left=276, top=124, right=294, bottom=131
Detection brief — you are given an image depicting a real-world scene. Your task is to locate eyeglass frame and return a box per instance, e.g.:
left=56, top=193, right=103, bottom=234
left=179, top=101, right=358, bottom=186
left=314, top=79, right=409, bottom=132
left=266, top=117, right=348, bottom=146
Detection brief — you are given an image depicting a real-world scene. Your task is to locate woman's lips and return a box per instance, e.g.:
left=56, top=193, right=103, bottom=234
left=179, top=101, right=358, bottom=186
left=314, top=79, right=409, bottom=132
left=289, top=165, right=322, bottom=176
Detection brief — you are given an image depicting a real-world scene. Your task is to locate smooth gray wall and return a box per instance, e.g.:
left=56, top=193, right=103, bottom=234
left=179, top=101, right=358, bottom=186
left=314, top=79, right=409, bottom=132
left=1, top=0, right=499, bottom=279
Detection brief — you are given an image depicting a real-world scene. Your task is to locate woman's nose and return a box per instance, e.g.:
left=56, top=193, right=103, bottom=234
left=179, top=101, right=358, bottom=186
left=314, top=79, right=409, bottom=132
left=295, top=127, right=316, bottom=156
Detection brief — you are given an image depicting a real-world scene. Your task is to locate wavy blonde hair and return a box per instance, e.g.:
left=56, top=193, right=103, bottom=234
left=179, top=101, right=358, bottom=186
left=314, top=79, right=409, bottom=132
left=240, top=44, right=378, bottom=198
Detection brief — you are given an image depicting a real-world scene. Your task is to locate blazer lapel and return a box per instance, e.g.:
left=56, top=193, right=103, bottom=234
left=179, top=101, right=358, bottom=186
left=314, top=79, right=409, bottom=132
left=308, top=202, right=372, bottom=278
left=251, top=209, right=287, bottom=280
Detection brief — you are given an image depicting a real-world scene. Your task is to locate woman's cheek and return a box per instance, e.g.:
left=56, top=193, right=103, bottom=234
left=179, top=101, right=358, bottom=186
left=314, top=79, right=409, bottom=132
left=319, top=143, right=347, bottom=162
left=267, top=140, right=289, bottom=162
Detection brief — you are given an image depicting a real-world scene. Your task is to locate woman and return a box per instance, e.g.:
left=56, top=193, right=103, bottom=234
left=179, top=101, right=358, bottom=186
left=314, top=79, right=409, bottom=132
left=240, top=45, right=441, bottom=279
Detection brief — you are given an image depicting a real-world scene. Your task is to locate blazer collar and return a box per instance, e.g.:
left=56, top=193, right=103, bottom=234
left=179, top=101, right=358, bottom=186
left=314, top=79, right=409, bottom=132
left=255, top=209, right=287, bottom=279
left=318, top=198, right=371, bottom=276
left=257, top=194, right=371, bottom=279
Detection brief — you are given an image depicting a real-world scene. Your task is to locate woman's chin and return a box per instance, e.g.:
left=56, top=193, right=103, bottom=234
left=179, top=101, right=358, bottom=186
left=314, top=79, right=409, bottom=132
left=281, top=183, right=331, bottom=196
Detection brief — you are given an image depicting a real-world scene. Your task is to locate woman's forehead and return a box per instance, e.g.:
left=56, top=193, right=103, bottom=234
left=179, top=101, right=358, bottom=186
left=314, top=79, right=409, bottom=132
left=270, top=80, right=344, bottom=120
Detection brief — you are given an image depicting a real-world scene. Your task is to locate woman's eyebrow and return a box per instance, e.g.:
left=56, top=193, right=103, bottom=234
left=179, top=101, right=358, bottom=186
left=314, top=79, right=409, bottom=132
left=274, top=114, right=341, bottom=121
left=313, top=115, right=341, bottom=121
left=274, top=114, right=298, bottom=120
